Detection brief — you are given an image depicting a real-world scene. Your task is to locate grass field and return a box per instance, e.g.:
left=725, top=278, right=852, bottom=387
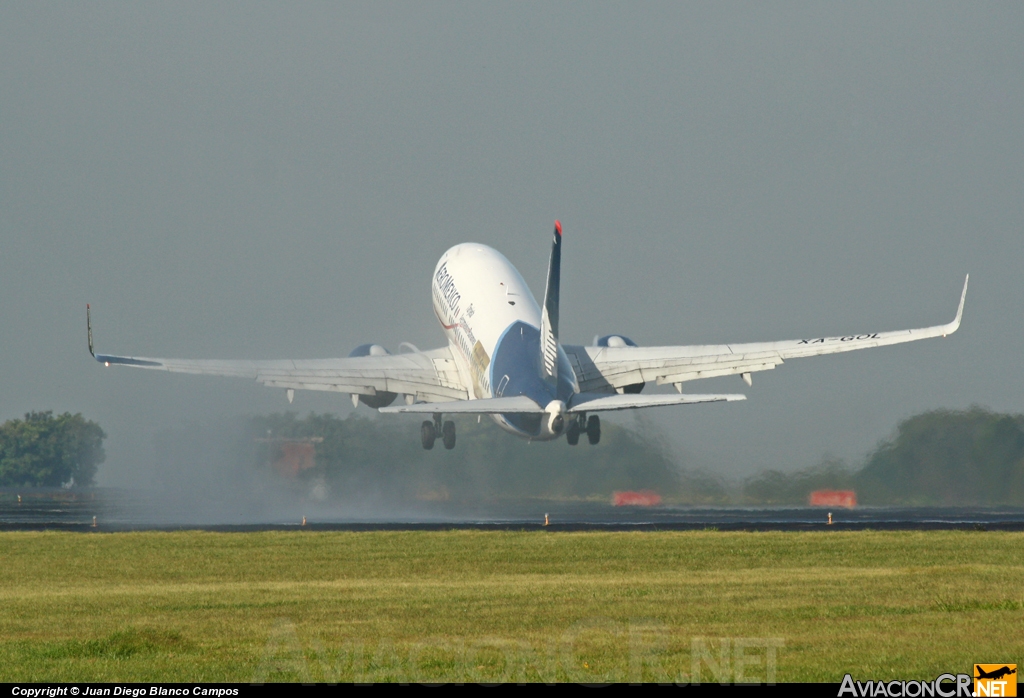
left=1, top=530, right=1021, bottom=683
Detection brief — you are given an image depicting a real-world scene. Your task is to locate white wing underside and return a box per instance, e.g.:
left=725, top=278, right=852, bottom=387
left=564, top=276, right=968, bottom=394
left=95, top=346, right=468, bottom=403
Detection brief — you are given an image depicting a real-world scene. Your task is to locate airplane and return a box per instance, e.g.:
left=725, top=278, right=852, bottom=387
left=87, top=221, right=968, bottom=450
left=975, top=666, right=1016, bottom=681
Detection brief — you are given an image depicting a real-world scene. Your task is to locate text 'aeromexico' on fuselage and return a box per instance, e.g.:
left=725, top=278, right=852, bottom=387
left=431, top=243, right=577, bottom=439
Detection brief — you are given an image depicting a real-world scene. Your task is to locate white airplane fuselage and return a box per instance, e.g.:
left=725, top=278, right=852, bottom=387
left=431, top=243, right=577, bottom=439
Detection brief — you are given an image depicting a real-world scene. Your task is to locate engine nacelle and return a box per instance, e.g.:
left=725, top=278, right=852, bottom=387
left=595, top=335, right=644, bottom=393
left=596, top=334, right=638, bottom=348
left=349, top=343, right=392, bottom=357
left=348, top=344, right=398, bottom=408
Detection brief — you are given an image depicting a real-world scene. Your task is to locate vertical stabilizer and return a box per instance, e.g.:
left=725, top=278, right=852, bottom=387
left=540, top=221, right=562, bottom=385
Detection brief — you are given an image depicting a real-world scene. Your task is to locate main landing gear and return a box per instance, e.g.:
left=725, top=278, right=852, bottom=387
left=421, top=413, right=456, bottom=450
left=566, top=413, right=600, bottom=446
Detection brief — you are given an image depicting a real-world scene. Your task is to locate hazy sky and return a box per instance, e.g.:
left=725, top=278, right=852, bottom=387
left=2, top=3, right=1022, bottom=487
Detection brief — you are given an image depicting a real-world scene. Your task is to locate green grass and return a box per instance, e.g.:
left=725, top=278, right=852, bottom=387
left=0, top=530, right=1021, bottom=682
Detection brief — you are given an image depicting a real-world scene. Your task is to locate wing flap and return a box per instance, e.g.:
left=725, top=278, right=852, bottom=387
left=259, top=376, right=466, bottom=402
left=655, top=358, right=781, bottom=385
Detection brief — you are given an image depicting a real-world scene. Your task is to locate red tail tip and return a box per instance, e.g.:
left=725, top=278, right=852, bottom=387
left=554, top=220, right=562, bottom=236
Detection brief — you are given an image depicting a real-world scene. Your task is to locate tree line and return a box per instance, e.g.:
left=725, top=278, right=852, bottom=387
left=742, top=407, right=1024, bottom=505
left=247, top=412, right=727, bottom=504
left=4, top=406, right=1024, bottom=505
left=0, top=411, right=105, bottom=487
left=249, top=406, right=1024, bottom=505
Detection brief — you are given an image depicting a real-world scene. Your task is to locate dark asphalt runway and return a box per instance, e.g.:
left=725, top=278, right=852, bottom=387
left=2, top=489, right=1023, bottom=531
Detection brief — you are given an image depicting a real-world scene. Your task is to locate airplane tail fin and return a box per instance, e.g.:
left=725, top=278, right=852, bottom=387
left=540, top=220, right=562, bottom=385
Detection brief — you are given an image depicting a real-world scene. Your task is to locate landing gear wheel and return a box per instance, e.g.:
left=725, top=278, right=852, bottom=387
left=587, top=415, right=601, bottom=445
left=442, top=420, right=456, bottom=450
left=421, top=421, right=436, bottom=450
left=565, top=419, right=580, bottom=445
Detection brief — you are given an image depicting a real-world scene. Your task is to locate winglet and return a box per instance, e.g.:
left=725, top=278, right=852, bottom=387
left=86, top=304, right=95, bottom=357
left=946, top=274, right=969, bottom=335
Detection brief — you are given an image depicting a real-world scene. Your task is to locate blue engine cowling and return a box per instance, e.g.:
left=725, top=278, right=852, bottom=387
left=348, top=344, right=398, bottom=408
left=595, top=335, right=644, bottom=394
left=596, top=334, right=638, bottom=348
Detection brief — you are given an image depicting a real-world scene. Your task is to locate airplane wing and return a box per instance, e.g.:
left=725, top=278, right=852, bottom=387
left=564, top=276, right=968, bottom=393
left=87, top=309, right=467, bottom=404
left=92, top=347, right=468, bottom=402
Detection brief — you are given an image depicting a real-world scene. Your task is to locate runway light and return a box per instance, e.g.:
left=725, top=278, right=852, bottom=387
left=544, top=513, right=549, bottom=526
left=828, top=512, right=833, bottom=525
left=92, top=516, right=97, bottom=528
left=302, top=516, right=307, bottom=526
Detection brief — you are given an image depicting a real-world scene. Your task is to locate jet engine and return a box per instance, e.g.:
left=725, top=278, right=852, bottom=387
left=347, top=344, right=398, bottom=408
left=596, top=334, right=638, bottom=349
left=595, top=334, right=644, bottom=394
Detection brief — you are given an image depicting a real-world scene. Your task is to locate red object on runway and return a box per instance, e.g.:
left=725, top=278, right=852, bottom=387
left=613, top=490, right=662, bottom=507
left=809, top=490, right=857, bottom=508
left=274, top=441, right=317, bottom=478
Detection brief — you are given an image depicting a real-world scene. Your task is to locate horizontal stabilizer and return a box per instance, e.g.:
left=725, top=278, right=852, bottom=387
left=379, top=395, right=545, bottom=414
left=568, top=392, right=746, bottom=412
